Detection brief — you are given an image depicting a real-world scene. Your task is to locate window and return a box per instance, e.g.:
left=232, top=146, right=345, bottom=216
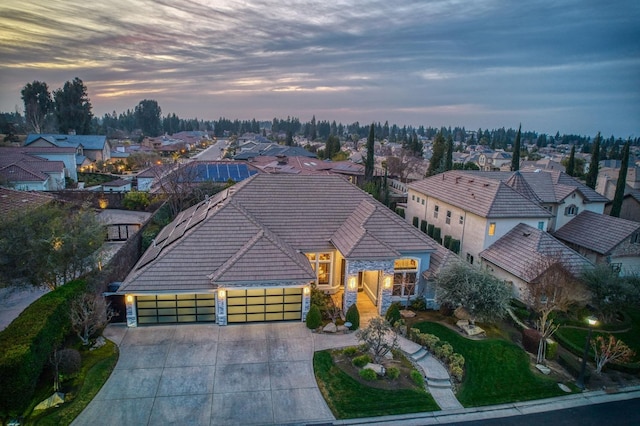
left=466, top=253, right=474, bottom=265
left=564, top=205, right=578, bottom=216
left=459, top=215, right=464, bottom=225
left=434, top=205, right=439, bottom=218
left=421, top=199, right=425, bottom=205
left=488, top=222, right=496, bottom=236
left=538, top=221, right=544, bottom=230
left=306, top=252, right=333, bottom=286
left=393, top=258, right=418, bottom=297
left=411, top=195, right=415, bottom=201
left=416, top=196, right=420, bottom=203
left=446, top=210, right=451, bottom=224
left=632, top=233, right=640, bottom=244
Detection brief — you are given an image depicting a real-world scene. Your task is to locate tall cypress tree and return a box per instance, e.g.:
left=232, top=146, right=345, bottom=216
left=511, top=124, right=521, bottom=171
left=427, top=132, right=446, bottom=176
left=566, top=145, right=576, bottom=176
left=610, top=141, right=630, bottom=217
left=365, top=123, right=375, bottom=181
left=445, top=135, right=454, bottom=171
left=585, top=132, right=601, bottom=189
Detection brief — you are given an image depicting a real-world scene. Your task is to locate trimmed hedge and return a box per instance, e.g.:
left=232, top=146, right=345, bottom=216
left=0, top=279, right=88, bottom=416
left=306, top=304, right=322, bottom=330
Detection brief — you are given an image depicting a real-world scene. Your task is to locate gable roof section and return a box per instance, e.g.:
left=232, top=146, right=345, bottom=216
left=0, top=187, right=54, bottom=217
left=408, top=171, right=551, bottom=219
left=121, top=174, right=437, bottom=293
left=480, top=223, right=593, bottom=283
left=25, top=134, right=107, bottom=151
left=553, top=210, right=640, bottom=255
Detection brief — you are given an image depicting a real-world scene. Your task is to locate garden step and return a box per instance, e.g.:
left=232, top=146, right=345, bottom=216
left=410, top=347, right=428, bottom=361
left=426, top=378, right=453, bottom=388
left=412, top=349, right=431, bottom=362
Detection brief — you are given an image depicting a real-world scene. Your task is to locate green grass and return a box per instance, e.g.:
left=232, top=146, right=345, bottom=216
left=555, top=308, right=640, bottom=364
left=27, top=340, right=119, bottom=425
left=313, top=350, right=439, bottom=419
left=413, top=322, right=567, bottom=407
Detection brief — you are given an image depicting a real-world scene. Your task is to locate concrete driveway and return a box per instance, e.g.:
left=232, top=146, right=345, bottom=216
left=73, top=323, right=340, bottom=426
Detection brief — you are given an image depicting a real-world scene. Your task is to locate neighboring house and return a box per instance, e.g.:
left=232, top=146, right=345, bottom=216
left=421, top=244, right=462, bottom=309
left=245, top=155, right=366, bottom=185
left=117, top=174, right=438, bottom=326
left=554, top=210, right=640, bottom=276
left=0, top=187, right=54, bottom=217
left=102, top=178, right=132, bottom=192
left=407, top=170, right=552, bottom=266
left=0, top=147, right=66, bottom=190
left=233, top=143, right=316, bottom=161
left=597, top=166, right=640, bottom=222
left=477, top=151, right=512, bottom=171
left=480, top=223, right=593, bottom=301
left=520, top=158, right=566, bottom=173
left=136, top=165, right=173, bottom=192
left=25, top=134, right=111, bottom=165
left=9, top=146, right=78, bottom=182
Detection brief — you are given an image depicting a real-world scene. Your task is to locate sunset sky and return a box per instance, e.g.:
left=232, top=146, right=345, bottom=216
left=1, top=0, right=638, bottom=136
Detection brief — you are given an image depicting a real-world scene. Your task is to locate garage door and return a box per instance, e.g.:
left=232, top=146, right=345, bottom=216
left=136, top=294, right=216, bottom=324
left=227, top=288, right=302, bottom=323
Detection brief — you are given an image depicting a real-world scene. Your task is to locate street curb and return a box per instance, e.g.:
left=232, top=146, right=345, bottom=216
left=332, top=385, right=640, bottom=425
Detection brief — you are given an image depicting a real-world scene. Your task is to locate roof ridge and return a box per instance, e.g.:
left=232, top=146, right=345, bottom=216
left=208, top=229, right=265, bottom=282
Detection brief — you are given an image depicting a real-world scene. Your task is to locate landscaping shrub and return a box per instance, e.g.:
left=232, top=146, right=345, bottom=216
left=385, top=302, right=401, bottom=326
left=450, top=239, right=460, bottom=254
left=306, top=304, right=322, bottom=330
left=386, top=367, right=400, bottom=379
left=359, top=368, right=378, bottom=381
left=353, top=354, right=372, bottom=368
left=522, top=328, right=542, bottom=355
left=0, top=279, right=87, bottom=416
left=412, top=217, right=419, bottom=228
left=420, top=220, right=428, bottom=233
left=410, top=369, right=424, bottom=386
left=545, top=339, right=558, bottom=360
left=346, top=304, right=360, bottom=330
left=450, top=365, right=464, bottom=382
left=435, top=343, right=454, bottom=360
left=449, top=353, right=465, bottom=369
left=423, top=334, right=441, bottom=351
left=410, top=298, right=427, bottom=311
left=122, top=190, right=151, bottom=211
left=342, top=347, right=358, bottom=357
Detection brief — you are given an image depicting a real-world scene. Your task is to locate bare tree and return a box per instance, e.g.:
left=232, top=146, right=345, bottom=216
left=526, top=256, right=590, bottom=364
left=355, top=316, right=398, bottom=363
left=592, top=335, right=635, bottom=374
left=50, top=348, right=81, bottom=391
left=70, top=293, right=114, bottom=345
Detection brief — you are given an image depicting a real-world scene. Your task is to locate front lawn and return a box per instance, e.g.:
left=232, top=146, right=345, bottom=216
left=412, top=322, right=567, bottom=407
left=314, top=350, right=439, bottom=419
left=26, top=340, right=119, bottom=425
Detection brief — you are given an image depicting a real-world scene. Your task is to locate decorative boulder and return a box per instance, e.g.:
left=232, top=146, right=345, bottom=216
left=323, top=322, right=338, bottom=333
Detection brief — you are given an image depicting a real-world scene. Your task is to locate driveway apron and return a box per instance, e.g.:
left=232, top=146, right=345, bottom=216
left=73, top=323, right=335, bottom=426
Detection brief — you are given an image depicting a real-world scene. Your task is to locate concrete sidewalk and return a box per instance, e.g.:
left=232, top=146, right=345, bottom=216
left=333, top=385, right=640, bottom=425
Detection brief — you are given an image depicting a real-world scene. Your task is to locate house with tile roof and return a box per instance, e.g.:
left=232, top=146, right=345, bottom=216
left=0, top=147, right=67, bottom=190
left=554, top=211, right=640, bottom=276
left=0, top=187, right=54, bottom=217
left=24, top=133, right=111, bottom=166
left=480, top=223, right=593, bottom=301
left=407, top=170, right=553, bottom=266
left=118, top=174, right=438, bottom=326
left=597, top=166, right=640, bottom=222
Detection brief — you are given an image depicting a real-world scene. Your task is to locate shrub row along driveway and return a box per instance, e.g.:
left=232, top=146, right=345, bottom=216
left=73, top=323, right=335, bottom=425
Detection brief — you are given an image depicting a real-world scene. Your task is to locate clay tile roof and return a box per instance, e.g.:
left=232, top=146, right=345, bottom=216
left=480, top=223, right=593, bottom=282
left=553, top=210, right=640, bottom=255
left=0, top=187, right=54, bottom=217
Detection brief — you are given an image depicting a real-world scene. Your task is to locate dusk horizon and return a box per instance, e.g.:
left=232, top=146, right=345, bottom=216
left=1, top=0, right=639, bottom=137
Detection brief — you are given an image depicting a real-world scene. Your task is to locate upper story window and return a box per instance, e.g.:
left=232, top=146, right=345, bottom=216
left=538, top=221, right=544, bottom=230
left=631, top=233, right=640, bottom=244
left=411, top=194, right=415, bottom=201
left=459, top=215, right=464, bottom=225
left=446, top=210, right=452, bottom=224
left=306, top=252, right=332, bottom=286
left=434, top=205, right=439, bottom=218
left=488, top=222, right=496, bottom=236
left=421, top=199, right=425, bottom=205
left=564, top=205, right=578, bottom=216
left=466, top=253, right=474, bottom=264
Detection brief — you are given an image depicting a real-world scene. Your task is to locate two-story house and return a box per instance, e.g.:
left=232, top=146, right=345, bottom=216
left=24, top=134, right=111, bottom=174
left=407, top=170, right=552, bottom=266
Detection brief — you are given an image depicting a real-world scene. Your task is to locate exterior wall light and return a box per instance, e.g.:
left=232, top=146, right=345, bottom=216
left=126, top=295, right=133, bottom=303
left=303, top=286, right=310, bottom=295
left=383, top=276, right=392, bottom=289
left=218, top=289, right=226, bottom=300
left=348, top=276, right=357, bottom=290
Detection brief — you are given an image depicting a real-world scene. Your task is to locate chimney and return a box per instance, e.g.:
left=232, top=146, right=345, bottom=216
left=276, top=154, right=288, bottom=165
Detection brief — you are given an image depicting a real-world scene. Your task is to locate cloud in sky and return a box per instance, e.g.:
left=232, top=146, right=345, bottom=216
left=0, top=0, right=638, bottom=136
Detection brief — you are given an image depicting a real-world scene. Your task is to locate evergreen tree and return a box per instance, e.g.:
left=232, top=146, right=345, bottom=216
left=445, top=135, right=454, bottom=171
left=21, top=80, right=52, bottom=133
left=134, top=99, right=162, bottom=137
left=511, top=124, right=521, bottom=171
left=610, top=141, right=630, bottom=217
left=53, top=77, right=93, bottom=134
left=426, top=132, right=446, bottom=176
left=310, top=115, right=317, bottom=140
left=286, top=130, right=293, bottom=146
left=566, top=145, right=576, bottom=176
left=585, top=132, right=601, bottom=189
left=365, top=123, right=375, bottom=181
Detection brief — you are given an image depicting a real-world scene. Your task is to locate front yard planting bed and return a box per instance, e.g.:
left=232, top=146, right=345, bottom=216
left=314, top=350, right=439, bottom=419
left=413, top=322, right=568, bottom=407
